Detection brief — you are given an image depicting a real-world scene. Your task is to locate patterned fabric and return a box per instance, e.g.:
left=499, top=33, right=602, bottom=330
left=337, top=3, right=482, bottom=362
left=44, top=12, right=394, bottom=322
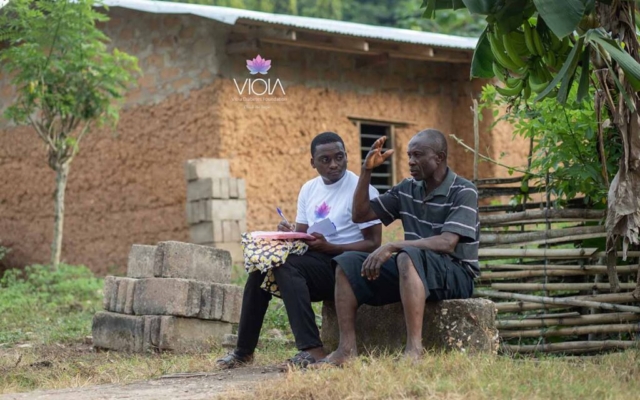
left=241, top=233, right=308, bottom=297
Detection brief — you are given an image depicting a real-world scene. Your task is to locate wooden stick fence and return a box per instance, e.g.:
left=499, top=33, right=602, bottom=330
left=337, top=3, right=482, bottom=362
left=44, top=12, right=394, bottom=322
left=474, top=175, right=640, bottom=355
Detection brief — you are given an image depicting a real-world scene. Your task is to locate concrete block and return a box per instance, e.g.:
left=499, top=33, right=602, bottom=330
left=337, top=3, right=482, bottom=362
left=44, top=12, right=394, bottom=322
left=229, top=178, right=239, bottom=198
left=184, top=158, right=230, bottom=181
left=207, top=242, right=243, bottom=265
left=92, top=311, right=145, bottom=352
left=219, top=178, right=230, bottom=200
left=104, top=277, right=137, bottom=315
left=203, top=199, right=247, bottom=221
left=222, top=221, right=236, bottom=243
left=114, top=278, right=128, bottom=313
left=187, top=178, right=231, bottom=201
left=196, top=282, right=227, bottom=320
left=127, top=245, right=156, bottom=278
left=92, top=312, right=232, bottom=353
left=237, top=179, right=246, bottom=199
left=186, top=202, right=198, bottom=224
left=189, top=221, right=224, bottom=244
left=158, top=316, right=232, bottom=352
left=239, top=219, right=247, bottom=234
left=154, top=241, right=231, bottom=283
left=222, top=284, right=243, bottom=323
left=103, top=276, right=117, bottom=311
left=133, top=278, right=201, bottom=317
left=321, top=299, right=498, bottom=354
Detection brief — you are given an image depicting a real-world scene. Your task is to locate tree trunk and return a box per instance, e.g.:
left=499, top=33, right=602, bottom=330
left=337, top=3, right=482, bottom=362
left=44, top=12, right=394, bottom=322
left=596, top=2, right=640, bottom=293
left=51, top=161, right=70, bottom=269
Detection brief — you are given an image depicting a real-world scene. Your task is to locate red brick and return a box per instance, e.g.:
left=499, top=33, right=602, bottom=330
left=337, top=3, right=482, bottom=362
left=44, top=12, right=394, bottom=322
left=145, top=54, right=164, bottom=69
left=179, top=27, right=196, bottom=40
left=160, top=67, right=181, bottom=80
left=172, top=77, right=193, bottom=91
left=138, top=74, right=156, bottom=89
left=164, top=16, right=181, bottom=29
left=120, top=28, right=134, bottom=41
left=198, top=69, right=213, bottom=82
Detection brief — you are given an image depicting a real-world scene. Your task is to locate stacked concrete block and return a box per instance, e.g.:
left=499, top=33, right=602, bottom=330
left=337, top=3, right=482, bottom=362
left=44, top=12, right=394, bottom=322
left=185, top=158, right=247, bottom=264
left=92, top=241, right=243, bottom=353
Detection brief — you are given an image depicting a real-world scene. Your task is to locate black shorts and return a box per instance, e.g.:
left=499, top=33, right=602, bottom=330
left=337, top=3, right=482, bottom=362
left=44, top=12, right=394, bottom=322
left=333, top=248, right=474, bottom=306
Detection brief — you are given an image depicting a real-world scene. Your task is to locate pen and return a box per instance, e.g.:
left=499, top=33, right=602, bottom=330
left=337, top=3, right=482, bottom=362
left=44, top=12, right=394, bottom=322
left=276, top=207, right=290, bottom=226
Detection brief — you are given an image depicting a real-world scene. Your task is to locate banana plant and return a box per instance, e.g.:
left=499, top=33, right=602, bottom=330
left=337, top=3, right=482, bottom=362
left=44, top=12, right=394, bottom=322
left=422, top=0, right=640, bottom=294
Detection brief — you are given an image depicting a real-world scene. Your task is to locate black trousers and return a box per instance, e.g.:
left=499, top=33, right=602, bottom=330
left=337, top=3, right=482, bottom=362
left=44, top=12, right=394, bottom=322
left=235, top=251, right=336, bottom=356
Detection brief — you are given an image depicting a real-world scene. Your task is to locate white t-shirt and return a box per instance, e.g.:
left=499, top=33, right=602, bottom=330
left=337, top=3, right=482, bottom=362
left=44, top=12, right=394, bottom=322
left=296, top=170, right=381, bottom=245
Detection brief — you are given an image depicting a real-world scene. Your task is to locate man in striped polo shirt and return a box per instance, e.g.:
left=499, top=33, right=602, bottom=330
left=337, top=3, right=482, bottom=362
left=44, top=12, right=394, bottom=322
left=319, top=129, right=479, bottom=365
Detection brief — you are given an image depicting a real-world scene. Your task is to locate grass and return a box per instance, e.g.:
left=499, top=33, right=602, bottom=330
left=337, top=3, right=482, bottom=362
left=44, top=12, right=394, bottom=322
left=226, top=350, right=640, bottom=400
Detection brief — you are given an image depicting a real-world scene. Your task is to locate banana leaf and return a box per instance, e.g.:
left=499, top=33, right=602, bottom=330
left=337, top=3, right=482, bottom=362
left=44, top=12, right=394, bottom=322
left=471, top=27, right=494, bottom=78
left=421, top=0, right=468, bottom=18
left=586, top=29, right=640, bottom=91
left=533, top=0, right=587, bottom=39
left=534, top=37, right=585, bottom=102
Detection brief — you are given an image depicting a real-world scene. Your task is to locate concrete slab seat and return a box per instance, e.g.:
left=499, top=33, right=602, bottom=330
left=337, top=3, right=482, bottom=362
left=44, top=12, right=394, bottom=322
left=321, top=298, right=498, bottom=354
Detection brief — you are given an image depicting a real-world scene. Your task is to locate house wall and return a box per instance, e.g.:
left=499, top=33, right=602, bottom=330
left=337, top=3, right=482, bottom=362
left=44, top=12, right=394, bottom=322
left=215, top=45, right=498, bottom=231
left=0, top=7, right=519, bottom=274
left=0, top=9, right=228, bottom=273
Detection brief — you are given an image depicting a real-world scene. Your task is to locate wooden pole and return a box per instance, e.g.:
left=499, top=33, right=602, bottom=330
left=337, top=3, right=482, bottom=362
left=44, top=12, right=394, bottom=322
left=490, top=283, right=637, bottom=292
left=480, top=264, right=639, bottom=272
left=480, top=209, right=605, bottom=226
left=500, top=323, right=640, bottom=338
left=479, top=248, right=598, bottom=259
left=496, top=312, right=640, bottom=329
left=493, top=292, right=640, bottom=312
left=472, top=99, right=479, bottom=182
left=475, top=289, right=640, bottom=313
left=503, top=340, right=637, bottom=354
left=479, top=266, right=639, bottom=280
left=480, top=226, right=605, bottom=246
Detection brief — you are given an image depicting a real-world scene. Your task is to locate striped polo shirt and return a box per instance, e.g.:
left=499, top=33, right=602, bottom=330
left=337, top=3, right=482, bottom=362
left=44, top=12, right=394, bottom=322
left=370, top=168, right=480, bottom=277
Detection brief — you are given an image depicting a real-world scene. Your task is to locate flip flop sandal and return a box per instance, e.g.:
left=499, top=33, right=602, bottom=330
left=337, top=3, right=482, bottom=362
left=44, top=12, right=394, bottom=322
left=309, top=357, right=342, bottom=369
left=215, top=352, right=253, bottom=370
left=278, top=351, right=316, bottom=371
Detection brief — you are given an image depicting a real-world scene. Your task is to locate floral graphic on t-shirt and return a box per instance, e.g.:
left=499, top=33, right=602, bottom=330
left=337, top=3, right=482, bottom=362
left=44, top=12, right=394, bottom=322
left=314, top=202, right=331, bottom=220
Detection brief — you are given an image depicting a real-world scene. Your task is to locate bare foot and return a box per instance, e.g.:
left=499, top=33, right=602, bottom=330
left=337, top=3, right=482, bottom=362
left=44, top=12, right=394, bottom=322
left=305, top=346, right=328, bottom=361
left=309, top=347, right=357, bottom=369
left=403, top=347, right=423, bottom=363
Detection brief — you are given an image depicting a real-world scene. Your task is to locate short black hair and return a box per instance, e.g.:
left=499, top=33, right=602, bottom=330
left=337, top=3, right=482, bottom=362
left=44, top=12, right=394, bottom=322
left=310, top=132, right=345, bottom=156
left=416, top=128, right=448, bottom=157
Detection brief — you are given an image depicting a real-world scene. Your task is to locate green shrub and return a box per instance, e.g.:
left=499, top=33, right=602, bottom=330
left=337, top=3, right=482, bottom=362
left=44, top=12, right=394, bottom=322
left=0, top=264, right=103, bottom=344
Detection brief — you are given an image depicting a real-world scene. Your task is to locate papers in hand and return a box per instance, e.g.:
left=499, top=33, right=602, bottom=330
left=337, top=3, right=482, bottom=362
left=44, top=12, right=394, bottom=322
left=307, top=218, right=337, bottom=236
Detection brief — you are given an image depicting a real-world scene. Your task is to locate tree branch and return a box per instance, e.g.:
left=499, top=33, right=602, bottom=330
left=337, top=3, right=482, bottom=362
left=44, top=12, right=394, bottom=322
left=449, top=134, right=543, bottom=177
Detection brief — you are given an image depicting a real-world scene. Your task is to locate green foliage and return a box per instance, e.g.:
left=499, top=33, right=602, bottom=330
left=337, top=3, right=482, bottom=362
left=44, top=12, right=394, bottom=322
left=0, top=243, right=10, bottom=262
left=166, top=0, right=485, bottom=36
left=0, top=0, right=140, bottom=165
left=480, top=83, right=621, bottom=206
left=0, top=264, right=103, bottom=344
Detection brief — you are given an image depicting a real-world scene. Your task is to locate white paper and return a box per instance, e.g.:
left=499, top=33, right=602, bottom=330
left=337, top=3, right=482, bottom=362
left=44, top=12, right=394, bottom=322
left=307, top=218, right=337, bottom=236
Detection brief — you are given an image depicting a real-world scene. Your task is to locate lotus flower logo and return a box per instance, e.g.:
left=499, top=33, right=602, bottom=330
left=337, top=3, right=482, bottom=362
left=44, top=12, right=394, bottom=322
left=246, top=55, right=271, bottom=75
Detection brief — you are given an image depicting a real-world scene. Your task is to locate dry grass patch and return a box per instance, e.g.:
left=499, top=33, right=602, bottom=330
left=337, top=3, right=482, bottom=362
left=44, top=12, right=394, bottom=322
left=227, top=350, right=640, bottom=400
left=0, top=341, right=293, bottom=394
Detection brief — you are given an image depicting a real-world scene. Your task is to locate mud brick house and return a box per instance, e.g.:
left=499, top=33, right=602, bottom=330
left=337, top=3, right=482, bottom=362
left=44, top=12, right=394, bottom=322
left=0, top=0, right=524, bottom=273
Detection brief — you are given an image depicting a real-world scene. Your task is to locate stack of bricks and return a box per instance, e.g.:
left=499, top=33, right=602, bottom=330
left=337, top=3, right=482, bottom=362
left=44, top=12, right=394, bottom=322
left=185, top=158, right=247, bottom=264
left=92, top=241, right=243, bottom=353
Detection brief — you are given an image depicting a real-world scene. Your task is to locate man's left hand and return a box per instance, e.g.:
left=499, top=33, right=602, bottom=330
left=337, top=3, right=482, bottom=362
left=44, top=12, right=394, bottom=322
left=305, top=233, right=335, bottom=253
left=361, top=244, right=395, bottom=280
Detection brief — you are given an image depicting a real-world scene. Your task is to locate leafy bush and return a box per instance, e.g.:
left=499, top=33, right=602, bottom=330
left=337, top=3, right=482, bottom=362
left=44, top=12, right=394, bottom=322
left=0, top=264, right=103, bottom=344
left=0, top=243, right=10, bottom=262
left=480, top=84, right=621, bottom=207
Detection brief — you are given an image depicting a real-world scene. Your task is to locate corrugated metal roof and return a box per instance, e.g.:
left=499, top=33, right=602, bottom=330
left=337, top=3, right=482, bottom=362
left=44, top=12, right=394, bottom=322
left=101, top=0, right=478, bottom=50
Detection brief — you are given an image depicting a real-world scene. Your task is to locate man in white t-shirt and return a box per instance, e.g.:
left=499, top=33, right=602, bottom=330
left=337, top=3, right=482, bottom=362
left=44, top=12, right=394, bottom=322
left=217, top=132, right=382, bottom=369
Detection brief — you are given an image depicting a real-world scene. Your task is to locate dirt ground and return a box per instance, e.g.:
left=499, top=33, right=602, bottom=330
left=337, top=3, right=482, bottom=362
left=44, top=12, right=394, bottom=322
left=0, top=366, right=281, bottom=400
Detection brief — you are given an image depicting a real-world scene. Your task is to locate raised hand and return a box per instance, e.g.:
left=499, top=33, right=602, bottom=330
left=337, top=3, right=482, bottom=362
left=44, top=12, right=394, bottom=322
left=363, top=136, right=394, bottom=170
